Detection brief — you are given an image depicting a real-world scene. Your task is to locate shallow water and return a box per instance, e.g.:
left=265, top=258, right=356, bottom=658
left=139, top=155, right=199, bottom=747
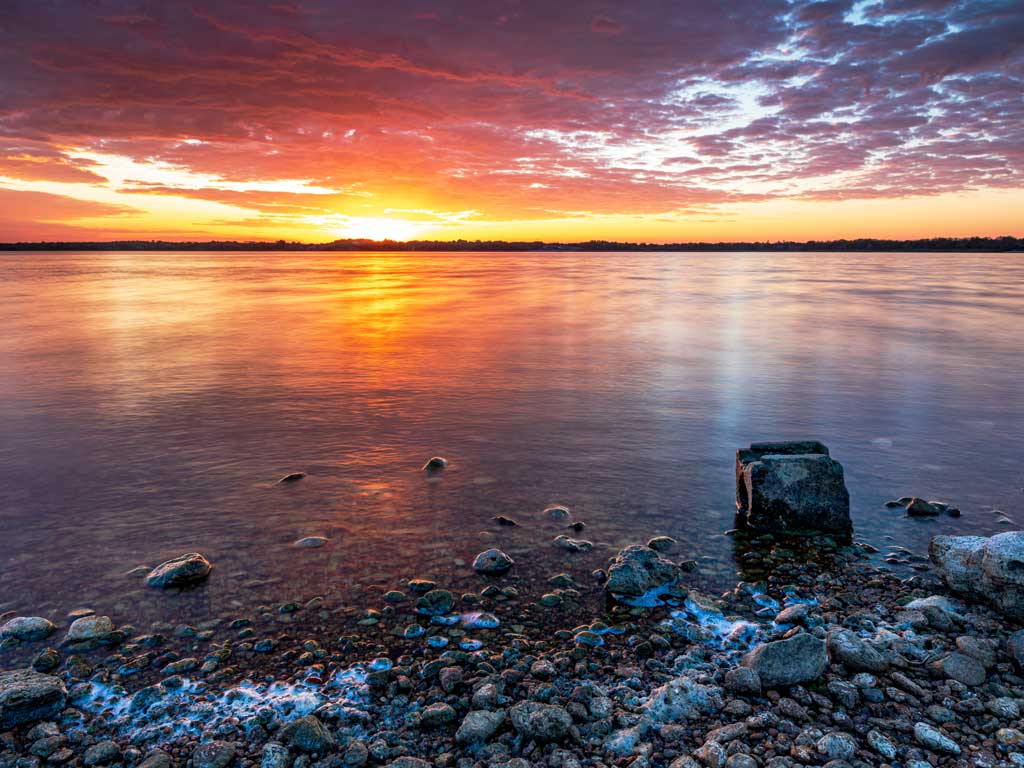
left=1, top=251, right=1022, bottom=625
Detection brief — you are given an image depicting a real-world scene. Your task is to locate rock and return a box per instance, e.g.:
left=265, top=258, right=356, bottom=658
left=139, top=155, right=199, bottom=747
left=32, top=648, right=60, bottom=672
left=416, top=589, right=454, bottom=616
left=914, top=722, right=960, bottom=755
left=282, top=715, right=335, bottom=753
left=277, top=472, right=306, bottom=484
left=493, top=515, right=517, bottom=526
left=422, top=456, right=448, bottom=471
left=647, top=536, right=677, bottom=552
left=641, top=675, right=723, bottom=723
left=553, top=535, right=593, bottom=552
left=455, top=709, right=506, bottom=743
left=192, top=741, right=236, bottom=768
left=741, top=633, right=827, bottom=688
left=774, top=604, right=810, bottom=626
left=342, top=741, right=367, bottom=767
left=0, top=670, right=67, bottom=729
left=388, top=760, right=431, bottom=768
left=544, top=505, right=570, bottom=519
left=294, top=536, right=328, bottom=548
left=509, top=701, right=573, bottom=742
left=605, top=545, right=682, bottom=597
left=936, top=652, right=986, bottom=686
left=827, top=628, right=888, bottom=672
left=867, top=730, right=897, bottom=759
left=83, top=740, right=121, bottom=766
left=472, top=548, right=514, bottom=574
left=906, top=497, right=942, bottom=516
left=1008, top=629, right=1024, bottom=668
left=735, top=441, right=851, bottom=535
left=816, top=732, right=856, bottom=761
left=0, top=617, right=56, bottom=642
left=261, top=744, right=291, bottom=768
left=930, top=532, right=1024, bottom=617
left=66, top=615, right=116, bottom=644
left=724, top=667, right=761, bottom=695
left=421, top=702, right=457, bottom=727
left=146, top=552, right=212, bottom=589
left=138, top=750, right=172, bottom=768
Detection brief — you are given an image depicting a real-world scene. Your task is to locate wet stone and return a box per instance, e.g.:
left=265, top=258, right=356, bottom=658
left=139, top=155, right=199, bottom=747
left=0, top=617, right=57, bottom=642
left=146, top=552, right=213, bottom=589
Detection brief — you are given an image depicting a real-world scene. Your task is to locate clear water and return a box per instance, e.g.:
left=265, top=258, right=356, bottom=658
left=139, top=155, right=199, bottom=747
left=1, top=251, right=1021, bottom=625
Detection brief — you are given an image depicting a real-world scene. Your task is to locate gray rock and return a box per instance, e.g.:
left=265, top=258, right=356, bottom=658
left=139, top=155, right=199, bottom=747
left=388, top=759, right=431, bottom=768
left=422, top=456, right=448, bottom=471
left=735, top=441, right=851, bottom=535
left=914, top=722, right=960, bottom=755
left=66, top=615, right=115, bottom=644
left=647, top=536, right=677, bottom=552
left=827, top=628, right=888, bottom=672
left=342, top=741, right=368, bottom=767
left=867, top=730, right=897, bottom=759
left=83, top=740, right=121, bottom=766
left=261, top=743, right=292, bottom=768
left=0, top=617, right=56, bottom=642
left=0, top=670, right=67, bottom=730
left=930, top=532, right=1024, bottom=618
left=472, top=548, right=514, bottom=574
left=138, top=750, right=172, bottom=768
left=416, top=589, right=454, bottom=616
left=774, top=604, right=810, bottom=626
left=741, top=633, right=827, bottom=688
left=294, top=536, right=328, bottom=548
left=605, top=544, right=682, bottom=597
left=509, top=701, right=572, bottom=742
left=937, top=652, right=986, bottom=686
left=724, top=667, right=761, bottom=695
left=420, top=702, right=457, bottom=727
left=906, top=497, right=942, bottom=516
left=1008, top=629, right=1024, bottom=669
left=816, top=732, right=856, bottom=761
left=553, top=535, right=593, bottom=552
left=282, top=715, right=335, bottom=753
left=146, top=552, right=212, bottom=589
left=192, top=741, right=236, bottom=768
left=455, top=709, right=506, bottom=743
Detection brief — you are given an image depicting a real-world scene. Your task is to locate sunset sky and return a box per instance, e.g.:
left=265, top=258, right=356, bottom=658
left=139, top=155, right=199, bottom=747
left=1, top=0, right=1022, bottom=243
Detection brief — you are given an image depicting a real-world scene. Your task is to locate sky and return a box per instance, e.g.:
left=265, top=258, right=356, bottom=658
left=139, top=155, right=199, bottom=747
left=0, top=0, right=1022, bottom=243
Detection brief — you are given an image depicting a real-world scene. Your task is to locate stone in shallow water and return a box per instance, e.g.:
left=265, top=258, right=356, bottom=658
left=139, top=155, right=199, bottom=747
left=605, top=544, right=682, bottom=598
left=421, top=456, right=448, bottom=471
left=0, top=616, right=56, bottom=642
left=554, top=535, right=593, bottom=552
left=741, top=632, right=827, bottom=688
left=277, top=472, right=306, bottom=484
left=0, top=669, right=67, bottom=730
left=294, top=536, right=328, bottom=548
left=735, top=441, right=851, bottom=535
left=66, top=615, right=115, bottom=644
left=416, top=589, right=454, bottom=616
left=472, top=548, right=514, bottom=574
left=146, top=552, right=213, bottom=589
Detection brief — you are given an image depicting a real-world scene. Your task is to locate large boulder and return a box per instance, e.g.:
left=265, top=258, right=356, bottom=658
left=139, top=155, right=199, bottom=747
left=930, top=532, right=1024, bottom=618
left=741, top=633, right=827, bottom=688
left=605, top=545, right=682, bottom=598
left=0, top=669, right=67, bottom=729
left=146, top=552, right=212, bottom=589
left=735, top=441, right=851, bottom=535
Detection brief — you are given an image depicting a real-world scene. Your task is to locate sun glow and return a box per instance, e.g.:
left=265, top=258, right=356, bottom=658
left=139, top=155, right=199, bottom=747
left=310, top=215, right=435, bottom=242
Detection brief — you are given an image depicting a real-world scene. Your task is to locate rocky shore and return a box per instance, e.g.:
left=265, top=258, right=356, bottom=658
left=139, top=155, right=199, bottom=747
left=2, top=444, right=1023, bottom=768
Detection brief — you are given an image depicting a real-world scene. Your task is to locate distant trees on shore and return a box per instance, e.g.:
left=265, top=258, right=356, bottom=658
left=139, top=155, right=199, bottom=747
left=1, top=236, right=1021, bottom=252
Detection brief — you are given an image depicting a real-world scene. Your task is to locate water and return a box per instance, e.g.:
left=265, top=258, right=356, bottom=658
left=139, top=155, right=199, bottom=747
left=1, top=251, right=1022, bottom=626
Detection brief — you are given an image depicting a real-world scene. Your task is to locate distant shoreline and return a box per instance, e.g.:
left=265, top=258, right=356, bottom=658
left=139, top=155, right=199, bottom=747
left=0, top=236, right=1021, bottom=253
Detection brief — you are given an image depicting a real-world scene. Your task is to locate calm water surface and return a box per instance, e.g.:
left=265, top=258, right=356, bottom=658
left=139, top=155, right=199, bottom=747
left=1, top=251, right=1022, bottom=624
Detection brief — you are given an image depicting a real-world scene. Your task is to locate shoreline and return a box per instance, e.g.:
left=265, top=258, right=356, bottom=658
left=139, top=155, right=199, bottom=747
left=3, top=529, right=1022, bottom=768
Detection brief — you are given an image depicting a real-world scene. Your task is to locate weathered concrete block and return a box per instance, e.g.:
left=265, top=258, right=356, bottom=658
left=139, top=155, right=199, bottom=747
left=735, top=441, right=851, bottom=535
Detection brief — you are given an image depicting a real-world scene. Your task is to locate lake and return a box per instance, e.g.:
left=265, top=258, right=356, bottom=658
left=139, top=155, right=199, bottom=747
left=1, top=251, right=1021, bottom=625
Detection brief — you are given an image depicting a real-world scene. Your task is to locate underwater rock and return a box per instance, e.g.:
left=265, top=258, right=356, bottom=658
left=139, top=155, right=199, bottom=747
left=146, top=552, right=212, bottom=589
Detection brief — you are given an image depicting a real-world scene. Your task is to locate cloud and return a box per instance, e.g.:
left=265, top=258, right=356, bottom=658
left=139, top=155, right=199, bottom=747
left=0, top=0, right=1020, bottom=239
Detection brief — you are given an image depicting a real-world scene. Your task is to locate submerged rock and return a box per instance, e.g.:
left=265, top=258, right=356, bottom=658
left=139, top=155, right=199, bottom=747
left=294, top=536, right=328, bottom=548
left=930, top=531, right=1024, bottom=618
left=66, top=615, right=116, bottom=645
left=277, top=472, right=306, bottom=484
left=0, top=669, right=67, bottom=730
left=421, top=456, right=448, bottom=471
left=472, top=548, right=514, bottom=574
left=146, top=552, right=213, bottom=589
left=735, top=441, right=851, bottom=535
left=553, top=534, right=593, bottom=552
left=741, top=632, right=827, bottom=688
left=605, top=544, right=682, bottom=598
left=0, top=616, right=56, bottom=642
